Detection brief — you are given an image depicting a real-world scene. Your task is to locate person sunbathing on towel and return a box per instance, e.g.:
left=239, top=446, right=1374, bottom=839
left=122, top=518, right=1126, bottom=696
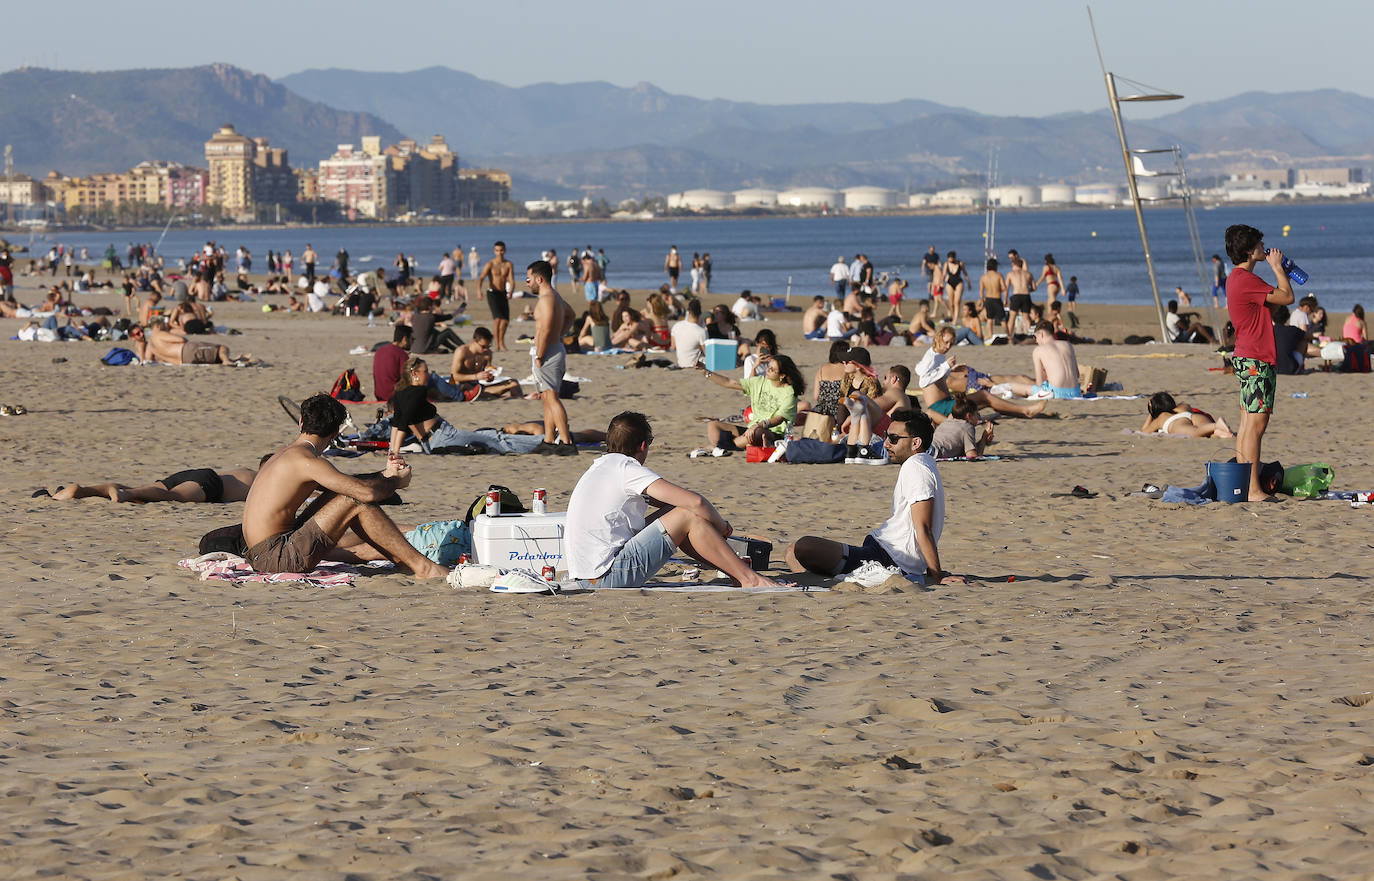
left=242, top=394, right=447, bottom=578
left=132, top=319, right=255, bottom=365
left=45, top=463, right=262, bottom=503
left=1140, top=392, right=1234, bottom=438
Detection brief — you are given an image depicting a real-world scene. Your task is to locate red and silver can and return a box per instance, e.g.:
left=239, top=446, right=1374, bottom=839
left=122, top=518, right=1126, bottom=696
left=532, top=487, right=547, bottom=514
left=1356, top=491, right=1374, bottom=503
left=484, top=488, right=501, bottom=517
left=541, top=565, right=556, bottom=580
left=458, top=553, right=471, bottom=565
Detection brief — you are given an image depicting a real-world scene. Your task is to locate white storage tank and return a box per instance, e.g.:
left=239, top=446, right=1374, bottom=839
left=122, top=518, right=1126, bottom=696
left=931, top=187, right=981, bottom=207
left=1075, top=183, right=1125, bottom=205
left=1039, top=184, right=1076, bottom=204
left=908, top=193, right=933, bottom=207
left=778, top=187, right=841, bottom=209
left=1135, top=180, right=1171, bottom=200
left=989, top=185, right=1039, bottom=207
left=842, top=186, right=895, bottom=210
left=667, top=189, right=731, bottom=210
left=732, top=188, right=778, bottom=207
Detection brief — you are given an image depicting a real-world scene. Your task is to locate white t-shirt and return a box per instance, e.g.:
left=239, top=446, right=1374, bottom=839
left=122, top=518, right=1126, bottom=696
left=1165, top=312, right=1182, bottom=337
left=308, top=280, right=330, bottom=312
left=868, top=451, right=945, bottom=575
left=825, top=308, right=848, bottom=339
left=1288, top=309, right=1310, bottom=330
left=670, top=319, right=707, bottom=368
left=564, top=453, right=663, bottom=579
left=914, top=347, right=950, bottom=388
left=830, top=262, right=849, bottom=283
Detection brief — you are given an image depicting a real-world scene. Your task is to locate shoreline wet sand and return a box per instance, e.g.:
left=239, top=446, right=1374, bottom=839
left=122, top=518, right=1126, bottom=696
left=2, top=274, right=1372, bottom=879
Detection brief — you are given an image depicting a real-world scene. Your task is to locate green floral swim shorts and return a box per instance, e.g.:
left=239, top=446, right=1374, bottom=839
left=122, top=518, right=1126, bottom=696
left=1233, top=356, right=1275, bottom=414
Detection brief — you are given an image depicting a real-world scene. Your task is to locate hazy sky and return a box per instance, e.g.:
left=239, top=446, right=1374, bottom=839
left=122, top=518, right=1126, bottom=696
left=8, top=0, right=1369, bottom=117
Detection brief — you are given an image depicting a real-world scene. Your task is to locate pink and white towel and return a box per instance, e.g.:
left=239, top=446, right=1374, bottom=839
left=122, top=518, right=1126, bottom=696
left=177, top=552, right=387, bottom=587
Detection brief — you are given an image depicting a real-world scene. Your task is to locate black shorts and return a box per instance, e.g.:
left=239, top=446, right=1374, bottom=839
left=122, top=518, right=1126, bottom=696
left=486, top=288, right=510, bottom=321
left=1009, top=294, right=1034, bottom=313
left=159, top=468, right=223, bottom=502
left=839, top=535, right=897, bottom=574
left=668, top=268, right=679, bottom=281
left=983, top=298, right=1007, bottom=322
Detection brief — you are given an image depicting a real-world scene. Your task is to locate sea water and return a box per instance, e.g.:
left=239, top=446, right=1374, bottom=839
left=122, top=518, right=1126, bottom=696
left=46, top=201, right=1374, bottom=311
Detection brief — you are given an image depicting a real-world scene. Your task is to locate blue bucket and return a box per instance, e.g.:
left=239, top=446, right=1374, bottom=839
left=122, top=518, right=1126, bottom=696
left=1207, top=461, right=1251, bottom=504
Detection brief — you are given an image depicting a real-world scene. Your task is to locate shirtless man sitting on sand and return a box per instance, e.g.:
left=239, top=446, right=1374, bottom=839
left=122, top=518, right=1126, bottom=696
left=995, top=321, right=1083, bottom=398
left=132, top=320, right=254, bottom=365
left=802, top=296, right=829, bottom=340
left=445, top=326, right=521, bottom=400
left=45, top=463, right=261, bottom=503
left=241, top=394, right=447, bottom=578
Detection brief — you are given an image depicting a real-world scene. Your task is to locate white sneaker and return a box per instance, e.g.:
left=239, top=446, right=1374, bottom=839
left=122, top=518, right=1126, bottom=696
left=846, top=560, right=903, bottom=588
left=767, top=440, right=788, bottom=463
left=688, top=448, right=710, bottom=458
left=711, top=447, right=732, bottom=457
left=490, top=569, right=560, bottom=594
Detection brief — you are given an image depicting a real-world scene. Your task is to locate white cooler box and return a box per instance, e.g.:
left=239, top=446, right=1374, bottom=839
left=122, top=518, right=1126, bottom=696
left=472, top=512, right=566, bottom=572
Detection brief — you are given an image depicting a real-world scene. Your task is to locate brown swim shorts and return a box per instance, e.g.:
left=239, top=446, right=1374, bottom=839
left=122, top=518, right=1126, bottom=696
left=181, top=341, right=221, bottom=364
left=243, top=520, right=333, bottom=573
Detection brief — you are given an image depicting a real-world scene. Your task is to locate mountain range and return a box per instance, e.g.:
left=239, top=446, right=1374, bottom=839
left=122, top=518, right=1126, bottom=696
left=4, top=63, right=1372, bottom=204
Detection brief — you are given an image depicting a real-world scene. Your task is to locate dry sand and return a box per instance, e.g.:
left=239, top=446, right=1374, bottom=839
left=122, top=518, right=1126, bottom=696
left=3, top=270, right=1373, bottom=880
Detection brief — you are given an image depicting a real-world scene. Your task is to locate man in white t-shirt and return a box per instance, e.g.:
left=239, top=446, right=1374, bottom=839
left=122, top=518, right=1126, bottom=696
left=825, top=303, right=854, bottom=340
left=670, top=299, right=708, bottom=368
left=829, top=256, right=850, bottom=298
left=784, top=409, right=963, bottom=585
left=563, top=411, right=793, bottom=589
left=731, top=292, right=760, bottom=321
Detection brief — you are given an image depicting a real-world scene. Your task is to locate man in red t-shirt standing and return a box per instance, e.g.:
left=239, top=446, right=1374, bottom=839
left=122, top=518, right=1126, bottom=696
left=1224, top=224, right=1295, bottom=502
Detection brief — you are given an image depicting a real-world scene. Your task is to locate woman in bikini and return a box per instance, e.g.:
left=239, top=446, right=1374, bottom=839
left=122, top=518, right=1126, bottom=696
left=1140, top=392, right=1233, bottom=438
left=942, top=251, right=967, bottom=323
left=1036, top=254, right=1064, bottom=307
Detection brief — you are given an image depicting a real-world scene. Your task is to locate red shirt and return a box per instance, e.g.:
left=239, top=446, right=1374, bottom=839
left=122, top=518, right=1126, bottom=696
left=1226, top=266, right=1276, bottom=364
left=373, top=343, right=409, bottom=401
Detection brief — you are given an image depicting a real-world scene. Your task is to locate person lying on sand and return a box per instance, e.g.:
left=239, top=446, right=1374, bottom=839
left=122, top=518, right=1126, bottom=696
left=242, top=394, right=447, bottom=579
left=563, top=411, right=793, bottom=590
left=916, top=326, right=1047, bottom=424
left=131, top=320, right=255, bottom=365
left=786, top=408, right=964, bottom=585
left=1140, top=392, right=1234, bottom=438
left=43, top=464, right=261, bottom=503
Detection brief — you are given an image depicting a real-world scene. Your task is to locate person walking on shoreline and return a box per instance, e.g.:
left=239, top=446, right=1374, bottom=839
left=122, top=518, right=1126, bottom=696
left=664, top=246, right=682, bottom=294
left=1224, top=224, right=1294, bottom=502
left=302, top=244, right=317, bottom=283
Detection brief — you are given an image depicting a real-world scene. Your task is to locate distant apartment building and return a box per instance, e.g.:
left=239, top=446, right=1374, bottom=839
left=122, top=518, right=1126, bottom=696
left=204, top=124, right=294, bottom=218
left=318, top=138, right=393, bottom=219
left=386, top=135, right=460, bottom=215
left=294, top=168, right=319, bottom=202
left=319, top=135, right=462, bottom=219
left=0, top=174, right=44, bottom=205
left=460, top=169, right=512, bottom=217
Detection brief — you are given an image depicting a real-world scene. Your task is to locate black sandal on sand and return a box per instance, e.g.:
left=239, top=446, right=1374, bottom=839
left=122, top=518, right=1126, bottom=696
left=32, top=488, right=51, bottom=498
left=1050, top=485, right=1097, bottom=499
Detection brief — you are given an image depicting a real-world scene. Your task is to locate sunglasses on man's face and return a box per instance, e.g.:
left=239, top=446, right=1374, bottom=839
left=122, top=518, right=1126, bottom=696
left=884, top=432, right=911, bottom=444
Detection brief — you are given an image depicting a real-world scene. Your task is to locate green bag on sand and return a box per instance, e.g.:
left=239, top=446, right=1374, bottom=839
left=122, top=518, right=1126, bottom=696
left=1279, top=463, right=1334, bottom=499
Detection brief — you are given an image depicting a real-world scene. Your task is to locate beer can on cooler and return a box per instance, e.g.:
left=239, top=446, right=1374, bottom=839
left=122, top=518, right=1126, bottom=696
left=532, top=487, right=547, bottom=514
left=485, top=488, right=501, bottom=517
left=541, top=565, right=556, bottom=580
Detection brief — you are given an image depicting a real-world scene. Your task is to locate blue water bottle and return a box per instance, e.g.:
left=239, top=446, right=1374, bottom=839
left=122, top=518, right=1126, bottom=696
left=1265, top=249, right=1308, bottom=285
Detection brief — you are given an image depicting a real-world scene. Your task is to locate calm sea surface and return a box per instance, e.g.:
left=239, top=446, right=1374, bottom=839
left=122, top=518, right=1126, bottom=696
left=40, top=201, right=1373, bottom=312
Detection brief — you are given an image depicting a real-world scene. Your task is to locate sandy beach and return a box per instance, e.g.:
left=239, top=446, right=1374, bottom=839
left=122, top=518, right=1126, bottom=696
left=2, top=269, right=1373, bottom=880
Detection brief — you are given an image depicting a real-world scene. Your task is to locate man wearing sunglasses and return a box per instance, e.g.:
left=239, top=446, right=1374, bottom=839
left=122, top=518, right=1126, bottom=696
left=785, top=408, right=963, bottom=586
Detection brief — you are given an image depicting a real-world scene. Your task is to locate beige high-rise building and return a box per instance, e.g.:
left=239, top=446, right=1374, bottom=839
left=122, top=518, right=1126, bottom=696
left=205, top=124, right=256, bottom=213
left=204, top=124, right=294, bottom=218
